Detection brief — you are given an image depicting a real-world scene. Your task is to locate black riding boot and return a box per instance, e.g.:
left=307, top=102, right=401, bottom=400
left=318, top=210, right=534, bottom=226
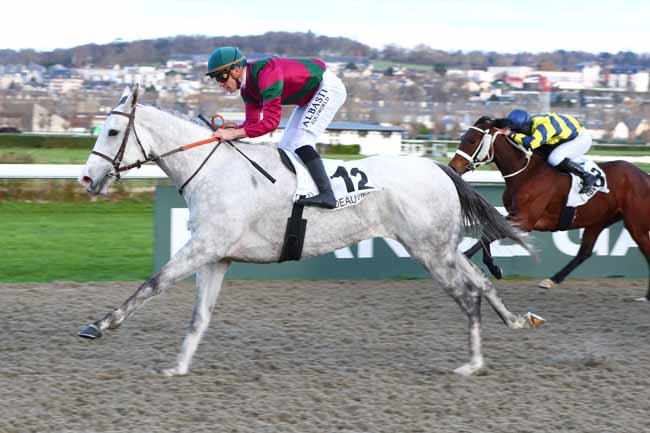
left=556, top=158, right=598, bottom=194
left=295, top=146, right=336, bottom=209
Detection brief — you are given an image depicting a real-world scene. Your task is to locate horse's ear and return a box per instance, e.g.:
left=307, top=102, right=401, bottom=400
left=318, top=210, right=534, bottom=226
left=131, top=83, right=140, bottom=106
left=492, top=118, right=511, bottom=129
left=117, top=86, right=132, bottom=106
left=475, top=116, right=493, bottom=126
left=118, top=84, right=139, bottom=107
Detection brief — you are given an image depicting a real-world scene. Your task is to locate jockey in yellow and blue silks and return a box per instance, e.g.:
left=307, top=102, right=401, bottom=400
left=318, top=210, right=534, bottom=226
left=504, top=109, right=598, bottom=194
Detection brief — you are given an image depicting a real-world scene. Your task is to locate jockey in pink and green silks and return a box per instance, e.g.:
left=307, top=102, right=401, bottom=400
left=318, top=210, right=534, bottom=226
left=206, top=46, right=347, bottom=209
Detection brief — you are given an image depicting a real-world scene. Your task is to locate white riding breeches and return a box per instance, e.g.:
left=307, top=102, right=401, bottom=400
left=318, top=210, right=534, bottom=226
left=547, top=129, right=593, bottom=167
left=278, top=69, right=347, bottom=153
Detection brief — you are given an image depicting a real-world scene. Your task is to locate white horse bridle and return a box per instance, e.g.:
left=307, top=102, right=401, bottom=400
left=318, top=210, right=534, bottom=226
left=455, top=126, right=533, bottom=178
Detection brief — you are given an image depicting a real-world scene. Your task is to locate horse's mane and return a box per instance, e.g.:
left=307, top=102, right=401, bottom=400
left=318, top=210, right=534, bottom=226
left=475, top=116, right=493, bottom=126
left=148, top=105, right=213, bottom=131
left=475, top=115, right=511, bottom=130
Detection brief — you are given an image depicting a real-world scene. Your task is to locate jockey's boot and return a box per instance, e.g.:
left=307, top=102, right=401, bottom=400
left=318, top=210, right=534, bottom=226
left=295, top=146, right=336, bottom=209
left=557, top=158, right=598, bottom=194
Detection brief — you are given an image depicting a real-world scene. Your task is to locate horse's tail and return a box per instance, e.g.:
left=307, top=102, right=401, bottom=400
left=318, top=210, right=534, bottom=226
left=436, top=163, right=532, bottom=252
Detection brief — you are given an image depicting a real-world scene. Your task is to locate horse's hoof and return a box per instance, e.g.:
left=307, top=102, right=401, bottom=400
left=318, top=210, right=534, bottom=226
left=526, top=312, right=545, bottom=328
left=491, top=266, right=503, bottom=280
left=538, top=278, right=555, bottom=289
left=79, top=323, right=102, bottom=339
left=157, top=367, right=188, bottom=377
left=453, top=362, right=484, bottom=376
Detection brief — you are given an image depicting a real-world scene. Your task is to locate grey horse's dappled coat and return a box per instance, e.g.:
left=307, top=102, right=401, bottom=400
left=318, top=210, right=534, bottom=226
left=78, top=86, right=541, bottom=377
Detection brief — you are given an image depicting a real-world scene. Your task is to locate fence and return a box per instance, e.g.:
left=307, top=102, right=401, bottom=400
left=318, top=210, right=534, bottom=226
left=401, top=139, right=650, bottom=163
left=1, top=164, right=645, bottom=280
left=0, top=164, right=166, bottom=179
left=151, top=179, right=645, bottom=280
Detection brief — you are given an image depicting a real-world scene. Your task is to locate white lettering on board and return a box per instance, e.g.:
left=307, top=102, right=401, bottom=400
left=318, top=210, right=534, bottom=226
left=611, top=229, right=638, bottom=256
left=171, top=208, right=190, bottom=256
left=169, top=208, right=638, bottom=259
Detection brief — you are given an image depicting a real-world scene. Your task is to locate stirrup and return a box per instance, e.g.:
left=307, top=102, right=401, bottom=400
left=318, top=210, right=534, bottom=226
left=579, top=177, right=597, bottom=194
left=296, top=193, right=336, bottom=209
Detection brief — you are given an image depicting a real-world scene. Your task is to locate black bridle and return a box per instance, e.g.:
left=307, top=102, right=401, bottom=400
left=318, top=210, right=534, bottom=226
left=91, top=89, right=154, bottom=181
left=90, top=88, right=276, bottom=195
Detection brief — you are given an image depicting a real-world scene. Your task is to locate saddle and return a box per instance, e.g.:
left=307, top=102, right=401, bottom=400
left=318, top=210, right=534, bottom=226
left=276, top=149, right=382, bottom=261
left=278, top=149, right=381, bottom=208
left=557, top=158, right=609, bottom=230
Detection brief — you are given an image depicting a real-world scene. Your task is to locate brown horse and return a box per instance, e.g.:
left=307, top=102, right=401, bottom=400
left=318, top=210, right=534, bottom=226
left=449, top=116, right=650, bottom=301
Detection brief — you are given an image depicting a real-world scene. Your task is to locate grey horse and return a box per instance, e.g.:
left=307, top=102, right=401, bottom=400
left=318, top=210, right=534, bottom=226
left=78, top=85, right=543, bottom=376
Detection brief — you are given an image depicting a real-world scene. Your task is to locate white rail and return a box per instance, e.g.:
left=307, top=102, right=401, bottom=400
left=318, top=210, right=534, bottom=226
left=0, top=164, right=506, bottom=183
left=0, top=164, right=167, bottom=179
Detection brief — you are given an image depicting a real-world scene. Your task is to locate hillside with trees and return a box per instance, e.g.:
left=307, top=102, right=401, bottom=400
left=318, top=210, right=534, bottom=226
left=1, top=32, right=649, bottom=70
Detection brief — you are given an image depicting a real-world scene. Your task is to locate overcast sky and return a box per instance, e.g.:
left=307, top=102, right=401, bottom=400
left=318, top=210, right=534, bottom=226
left=3, top=0, right=649, bottom=54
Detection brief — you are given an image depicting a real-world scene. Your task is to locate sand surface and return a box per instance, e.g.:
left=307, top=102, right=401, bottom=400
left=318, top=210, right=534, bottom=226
left=1, top=278, right=649, bottom=433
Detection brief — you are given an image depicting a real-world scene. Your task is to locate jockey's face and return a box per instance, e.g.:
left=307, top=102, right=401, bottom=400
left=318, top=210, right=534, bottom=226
left=511, top=121, right=532, bottom=135
left=218, top=66, right=243, bottom=93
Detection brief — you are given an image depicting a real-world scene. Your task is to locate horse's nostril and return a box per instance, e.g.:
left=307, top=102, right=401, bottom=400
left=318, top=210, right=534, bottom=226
left=81, top=176, right=93, bottom=186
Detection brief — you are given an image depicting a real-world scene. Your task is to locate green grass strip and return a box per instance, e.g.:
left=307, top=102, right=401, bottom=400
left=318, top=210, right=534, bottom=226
left=0, top=200, right=153, bottom=283
left=0, top=133, right=95, bottom=149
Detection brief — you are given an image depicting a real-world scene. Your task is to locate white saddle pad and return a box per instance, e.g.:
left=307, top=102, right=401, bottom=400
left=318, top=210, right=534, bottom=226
left=284, top=151, right=382, bottom=210
left=566, top=158, right=609, bottom=207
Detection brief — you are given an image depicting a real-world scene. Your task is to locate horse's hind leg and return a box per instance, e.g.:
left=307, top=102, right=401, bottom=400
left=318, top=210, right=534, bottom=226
left=161, top=261, right=231, bottom=376
left=422, top=249, right=533, bottom=375
left=421, top=252, right=485, bottom=375
left=621, top=214, right=650, bottom=301
left=455, top=254, right=540, bottom=331
left=79, top=239, right=215, bottom=338
left=539, top=223, right=608, bottom=289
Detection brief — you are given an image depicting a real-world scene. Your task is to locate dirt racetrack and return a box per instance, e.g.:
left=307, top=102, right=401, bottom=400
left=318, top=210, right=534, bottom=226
left=1, top=278, right=649, bottom=433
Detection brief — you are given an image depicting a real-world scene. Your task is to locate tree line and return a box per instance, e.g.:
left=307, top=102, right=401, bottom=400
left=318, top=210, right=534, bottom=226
left=1, top=31, right=649, bottom=71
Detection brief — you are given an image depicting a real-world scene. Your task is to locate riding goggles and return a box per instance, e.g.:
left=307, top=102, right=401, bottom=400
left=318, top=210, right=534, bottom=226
left=208, top=70, right=231, bottom=83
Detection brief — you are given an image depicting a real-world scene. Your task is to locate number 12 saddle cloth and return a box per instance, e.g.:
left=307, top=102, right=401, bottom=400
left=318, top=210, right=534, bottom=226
left=280, top=149, right=382, bottom=210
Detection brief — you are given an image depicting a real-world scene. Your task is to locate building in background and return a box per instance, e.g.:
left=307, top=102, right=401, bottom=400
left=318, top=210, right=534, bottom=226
left=243, top=120, right=405, bottom=156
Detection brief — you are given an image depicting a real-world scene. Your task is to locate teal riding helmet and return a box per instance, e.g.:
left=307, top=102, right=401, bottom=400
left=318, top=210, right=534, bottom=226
left=206, top=47, right=247, bottom=77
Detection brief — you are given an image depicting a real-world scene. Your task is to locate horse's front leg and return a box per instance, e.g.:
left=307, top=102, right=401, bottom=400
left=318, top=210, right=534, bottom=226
left=463, top=240, right=483, bottom=259
left=479, top=238, right=503, bottom=279
left=79, top=239, right=215, bottom=339
left=160, top=260, right=230, bottom=377
left=464, top=237, right=503, bottom=279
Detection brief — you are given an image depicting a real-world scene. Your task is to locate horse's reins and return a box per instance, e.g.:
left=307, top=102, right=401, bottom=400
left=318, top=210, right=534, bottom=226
left=196, top=114, right=276, bottom=185
left=92, top=92, right=275, bottom=194
left=455, top=126, right=532, bottom=178
left=501, top=135, right=533, bottom=178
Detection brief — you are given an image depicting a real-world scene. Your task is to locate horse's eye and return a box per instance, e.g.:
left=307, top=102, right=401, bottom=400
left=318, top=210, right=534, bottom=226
left=108, top=129, right=119, bottom=137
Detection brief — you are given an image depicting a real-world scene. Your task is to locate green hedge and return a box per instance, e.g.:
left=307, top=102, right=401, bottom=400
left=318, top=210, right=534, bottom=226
left=326, top=144, right=361, bottom=155
left=591, top=143, right=650, bottom=152
left=0, top=134, right=95, bottom=149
